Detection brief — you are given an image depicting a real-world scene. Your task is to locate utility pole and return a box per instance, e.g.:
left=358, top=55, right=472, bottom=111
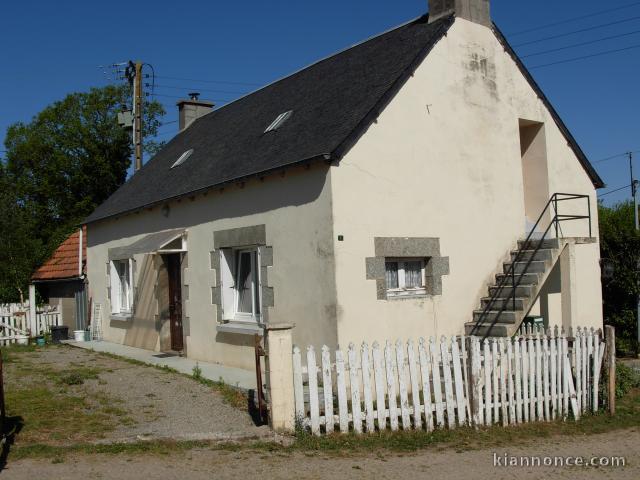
left=125, top=60, right=143, bottom=172
left=133, top=61, right=143, bottom=172
left=631, top=152, right=640, bottom=352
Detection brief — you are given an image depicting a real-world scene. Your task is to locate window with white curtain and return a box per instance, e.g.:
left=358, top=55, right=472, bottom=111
left=110, top=259, right=133, bottom=316
left=384, top=258, right=427, bottom=298
left=219, top=247, right=262, bottom=323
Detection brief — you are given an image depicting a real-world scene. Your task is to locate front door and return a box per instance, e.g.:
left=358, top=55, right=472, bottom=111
left=167, top=254, right=184, bottom=352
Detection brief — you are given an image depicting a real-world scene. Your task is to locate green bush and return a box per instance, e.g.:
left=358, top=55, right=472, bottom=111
left=615, top=362, right=640, bottom=399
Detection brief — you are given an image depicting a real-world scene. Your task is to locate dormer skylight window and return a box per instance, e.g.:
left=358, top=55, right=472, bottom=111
left=171, top=149, right=194, bottom=169
left=264, top=110, right=293, bottom=133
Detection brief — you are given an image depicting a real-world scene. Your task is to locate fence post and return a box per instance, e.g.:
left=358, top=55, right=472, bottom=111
left=264, top=323, right=296, bottom=432
left=605, top=325, right=616, bottom=415
left=28, top=284, right=37, bottom=337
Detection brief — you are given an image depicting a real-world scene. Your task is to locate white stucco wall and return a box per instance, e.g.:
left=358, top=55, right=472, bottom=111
left=87, top=163, right=338, bottom=370
left=329, top=18, right=603, bottom=347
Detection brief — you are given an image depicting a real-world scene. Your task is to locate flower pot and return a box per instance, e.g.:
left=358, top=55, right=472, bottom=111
left=73, top=330, right=85, bottom=342
left=16, top=335, right=29, bottom=346
left=36, top=337, right=46, bottom=347
left=84, top=330, right=91, bottom=342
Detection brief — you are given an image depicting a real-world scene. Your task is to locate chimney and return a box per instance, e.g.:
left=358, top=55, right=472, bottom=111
left=177, top=93, right=214, bottom=131
left=428, top=0, right=490, bottom=27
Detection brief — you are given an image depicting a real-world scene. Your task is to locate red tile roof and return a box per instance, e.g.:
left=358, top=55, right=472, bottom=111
left=32, top=227, right=86, bottom=281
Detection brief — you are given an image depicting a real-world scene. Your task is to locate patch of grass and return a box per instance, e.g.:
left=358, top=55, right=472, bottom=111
left=192, top=363, right=203, bottom=380
left=193, top=375, right=247, bottom=410
left=53, top=367, right=103, bottom=386
left=290, top=388, right=640, bottom=454
left=11, top=440, right=213, bottom=461
left=5, top=386, right=114, bottom=444
left=1, top=344, right=37, bottom=363
left=3, top=347, right=128, bottom=446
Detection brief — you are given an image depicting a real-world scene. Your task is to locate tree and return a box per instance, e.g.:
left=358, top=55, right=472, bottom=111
left=599, top=201, right=640, bottom=355
left=0, top=85, right=165, bottom=302
left=0, top=168, right=44, bottom=303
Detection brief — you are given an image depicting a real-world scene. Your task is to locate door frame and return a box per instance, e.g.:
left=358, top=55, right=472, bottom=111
left=165, top=253, right=185, bottom=352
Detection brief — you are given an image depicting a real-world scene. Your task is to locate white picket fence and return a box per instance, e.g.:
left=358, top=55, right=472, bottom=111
left=0, top=303, right=62, bottom=345
left=293, top=327, right=605, bottom=435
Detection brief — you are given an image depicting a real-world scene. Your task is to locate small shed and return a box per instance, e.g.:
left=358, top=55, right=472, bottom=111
left=31, top=227, right=87, bottom=333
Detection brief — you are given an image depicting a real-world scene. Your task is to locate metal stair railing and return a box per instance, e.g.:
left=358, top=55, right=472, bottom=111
left=469, top=193, right=592, bottom=340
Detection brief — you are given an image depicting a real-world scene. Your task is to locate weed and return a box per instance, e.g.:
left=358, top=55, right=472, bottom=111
left=56, top=367, right=102, bottom=386
left=192, top=363, right=203, bottom=381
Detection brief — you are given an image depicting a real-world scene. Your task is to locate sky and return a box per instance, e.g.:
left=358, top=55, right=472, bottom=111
left=0, top=0, right=638, bottom=205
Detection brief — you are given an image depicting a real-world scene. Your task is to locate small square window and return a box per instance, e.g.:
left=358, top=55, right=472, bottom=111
left=385, top=258, right=427, bottom=298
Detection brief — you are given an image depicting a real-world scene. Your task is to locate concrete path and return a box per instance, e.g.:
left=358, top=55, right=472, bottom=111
left=64, top=340, right=256, bottom=390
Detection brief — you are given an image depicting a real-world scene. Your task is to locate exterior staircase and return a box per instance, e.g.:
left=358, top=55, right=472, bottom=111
left=464, top=238, right=564, bottom=338
left=465, top=193, right=595, bottom=338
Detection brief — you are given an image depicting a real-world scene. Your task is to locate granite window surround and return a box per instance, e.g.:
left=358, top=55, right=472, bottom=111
left=210, top=225, right=274, bottom=329
left=366, top=237, right=450, bottom=300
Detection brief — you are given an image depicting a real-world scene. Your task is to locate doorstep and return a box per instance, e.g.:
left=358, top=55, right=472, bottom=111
left=63, top=340, right=256, bottom=390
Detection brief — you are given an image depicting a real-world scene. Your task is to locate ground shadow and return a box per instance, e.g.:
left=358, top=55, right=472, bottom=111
left=247, top=390, right=268, bottom=426
left=0, top=416, right=24, bottom=471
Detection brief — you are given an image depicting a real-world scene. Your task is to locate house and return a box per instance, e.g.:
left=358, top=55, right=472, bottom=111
left=84, top=0, right=604, bottom=372
left=32, top=227, right=88, bottom=334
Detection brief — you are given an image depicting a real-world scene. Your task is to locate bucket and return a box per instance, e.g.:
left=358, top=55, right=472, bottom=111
left=73, top=330, right=85, bottom=342
left=16, top=335, right=29, bottom=346
left=36, top=337, right=46, bottom=347
left=50, top=325, right=69, bottom=343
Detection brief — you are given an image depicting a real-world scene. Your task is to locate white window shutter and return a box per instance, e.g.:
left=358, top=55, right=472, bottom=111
left=128, top=258, right=135, bottom=311
left=219, top=250, right=236, bottom=321
left=109, top=261, right=120, bottom=314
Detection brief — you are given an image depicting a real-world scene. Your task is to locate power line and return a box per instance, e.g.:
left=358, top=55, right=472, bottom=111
left=153, top=130, right=177, bottom=139
left=521, top=29, right=640, bottom=58
left=599, top=184, right=633, bottom=198
left=507, top=1, right=640, bottom=37
left=152, top=83, right=249, bottom=95
left=155, top=75, right=261, bottom=87
left=151, top=93, right=233, bottom=103
left=528, top=43, right=640, bottom=69
left=594, top=150, right=640, bottom=164
left=513, top=15, right=640, bottom=48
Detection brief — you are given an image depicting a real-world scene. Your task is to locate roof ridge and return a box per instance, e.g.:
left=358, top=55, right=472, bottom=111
left=185, top=14, right=432, bottom=129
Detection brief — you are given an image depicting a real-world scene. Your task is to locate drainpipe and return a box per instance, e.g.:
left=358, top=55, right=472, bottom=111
left=78, top=228, right=83, bottom=277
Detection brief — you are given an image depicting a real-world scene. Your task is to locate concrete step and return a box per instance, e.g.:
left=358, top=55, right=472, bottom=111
left=510, top=248, right=554, bottom=263
left=503, top=260, right=548, bottom=274
left=472, top=309, right=519, bottom=324
left=518, top=238, right=559, bottom=250
left=481, top=297, right=527, bottom=311
left=465, top=321, right=520, bottom=337
left=488, top=284, right=535, bottom=298
left=495, top=272, right=540, bottom=286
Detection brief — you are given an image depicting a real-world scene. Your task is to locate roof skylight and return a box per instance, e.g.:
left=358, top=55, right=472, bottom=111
left=264, top=110, right=293, bottom=133
left=171, top=149, right=194, bottom=169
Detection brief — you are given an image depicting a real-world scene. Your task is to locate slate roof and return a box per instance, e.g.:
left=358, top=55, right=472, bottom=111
left=32, top=227, right=86, bottom=282
left=85, top=13, right=603, bottom=224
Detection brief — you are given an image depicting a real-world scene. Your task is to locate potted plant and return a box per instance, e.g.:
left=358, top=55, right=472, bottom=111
left=35, top=329, right=46, bottom=347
